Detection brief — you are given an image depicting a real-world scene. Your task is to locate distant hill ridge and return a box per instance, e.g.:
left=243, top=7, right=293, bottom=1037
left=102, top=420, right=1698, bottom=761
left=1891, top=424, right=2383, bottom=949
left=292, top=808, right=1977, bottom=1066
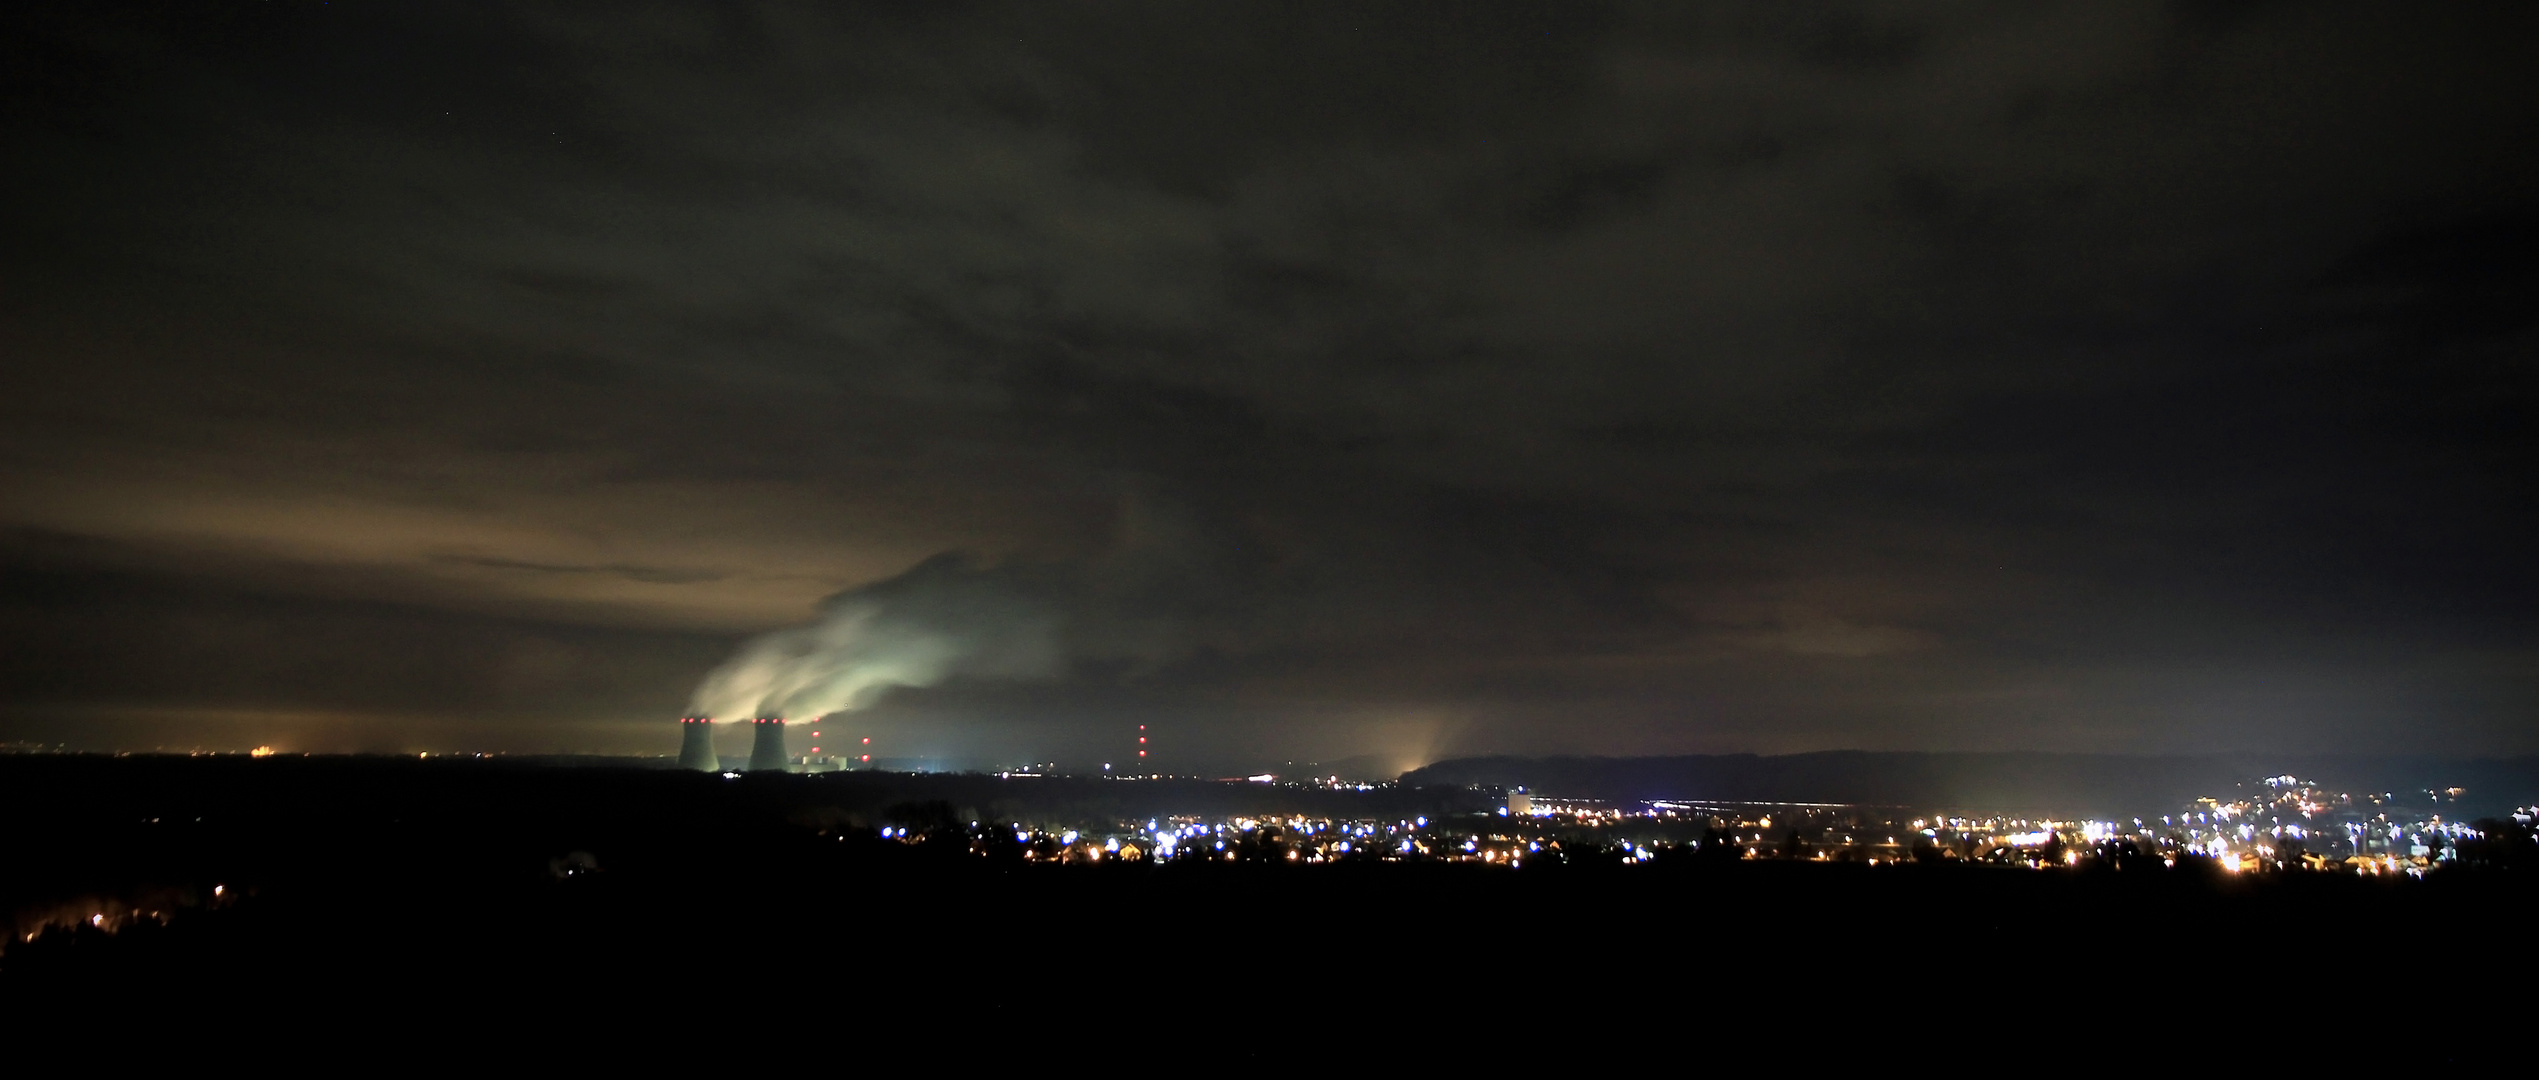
left=1400, top=752, right=2539, bottom=818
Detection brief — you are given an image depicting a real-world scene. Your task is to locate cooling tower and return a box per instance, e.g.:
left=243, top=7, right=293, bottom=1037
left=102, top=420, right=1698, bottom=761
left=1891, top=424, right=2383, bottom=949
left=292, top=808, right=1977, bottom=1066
left=746, top=717, right=789, bottom=772
left=676, top=716, right=719, bottom=771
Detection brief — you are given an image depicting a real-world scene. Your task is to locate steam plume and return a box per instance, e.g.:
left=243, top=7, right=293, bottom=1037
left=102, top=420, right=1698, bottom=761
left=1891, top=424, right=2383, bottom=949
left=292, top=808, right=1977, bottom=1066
left=687, top=554, right=1061, bottom=721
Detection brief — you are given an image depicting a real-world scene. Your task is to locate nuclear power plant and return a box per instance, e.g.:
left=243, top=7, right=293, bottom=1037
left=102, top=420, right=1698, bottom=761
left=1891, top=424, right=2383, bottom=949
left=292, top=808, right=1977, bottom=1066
left=746, top=716, right=789, bottom=772
left=672, top=716, right=796, bottom=772
left=676, top=715, right=719, bottom=771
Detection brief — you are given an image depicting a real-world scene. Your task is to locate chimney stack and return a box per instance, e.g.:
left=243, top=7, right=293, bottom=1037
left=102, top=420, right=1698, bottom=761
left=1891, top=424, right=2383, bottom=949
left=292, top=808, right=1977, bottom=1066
left=746, top=717, right=789, bottom=772
left=676, top=716, right=719, bottom=771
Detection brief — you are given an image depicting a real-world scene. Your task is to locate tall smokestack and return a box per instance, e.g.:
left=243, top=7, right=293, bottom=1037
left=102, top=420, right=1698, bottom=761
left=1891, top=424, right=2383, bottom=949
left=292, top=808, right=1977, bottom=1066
left=746, top=717, right=789, bottom=773
left=676, top=716, right=719, bottom=771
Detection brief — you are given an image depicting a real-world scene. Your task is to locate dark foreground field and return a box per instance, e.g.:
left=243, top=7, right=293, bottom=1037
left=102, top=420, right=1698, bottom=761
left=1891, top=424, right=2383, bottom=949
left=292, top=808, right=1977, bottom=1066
left=5, top=757, right=2529, bottom=1050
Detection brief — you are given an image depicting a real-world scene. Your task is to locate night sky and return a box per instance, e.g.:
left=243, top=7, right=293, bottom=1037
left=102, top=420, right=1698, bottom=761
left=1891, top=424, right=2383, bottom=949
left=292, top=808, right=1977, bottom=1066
left=4, top=3, right=2534, bottom=768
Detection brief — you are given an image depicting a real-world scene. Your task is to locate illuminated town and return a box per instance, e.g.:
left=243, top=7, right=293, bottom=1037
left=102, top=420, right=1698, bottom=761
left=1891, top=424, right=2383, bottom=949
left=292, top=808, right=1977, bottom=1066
left=6, top=751, right=2533, bottom=1004
left=835, top=771, right=2534, bottom=878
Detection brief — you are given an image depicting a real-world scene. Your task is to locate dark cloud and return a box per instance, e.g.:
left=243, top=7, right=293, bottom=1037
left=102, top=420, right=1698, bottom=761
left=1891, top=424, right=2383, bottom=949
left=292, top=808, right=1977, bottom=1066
left=3, top=2, right=2534, bottom=765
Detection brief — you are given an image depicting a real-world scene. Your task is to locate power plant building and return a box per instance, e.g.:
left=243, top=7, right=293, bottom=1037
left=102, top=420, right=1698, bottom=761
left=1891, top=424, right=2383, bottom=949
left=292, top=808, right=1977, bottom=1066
left=746, top=717, right=789, bottom=772
left=676, top=716, right=719, bottom=771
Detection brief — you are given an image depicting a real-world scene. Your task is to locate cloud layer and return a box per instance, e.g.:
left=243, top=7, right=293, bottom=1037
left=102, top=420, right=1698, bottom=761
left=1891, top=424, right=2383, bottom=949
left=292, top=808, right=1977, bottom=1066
left=2, top=2, right=2534, bottom=762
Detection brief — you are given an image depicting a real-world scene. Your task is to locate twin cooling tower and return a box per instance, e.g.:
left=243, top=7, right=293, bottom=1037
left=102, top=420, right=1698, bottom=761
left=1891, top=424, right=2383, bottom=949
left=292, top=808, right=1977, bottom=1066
left=675, top=716, right=790, bottom=772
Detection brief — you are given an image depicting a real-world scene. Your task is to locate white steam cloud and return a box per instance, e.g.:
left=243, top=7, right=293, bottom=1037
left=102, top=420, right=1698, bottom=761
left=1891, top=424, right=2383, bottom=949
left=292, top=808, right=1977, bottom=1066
left=687, top=555, right=1062, bottom=721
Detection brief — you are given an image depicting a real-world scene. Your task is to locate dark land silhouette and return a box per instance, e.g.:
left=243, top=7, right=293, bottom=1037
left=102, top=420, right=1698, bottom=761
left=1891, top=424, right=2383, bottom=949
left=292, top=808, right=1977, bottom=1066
left=4, top=755, right=2531, bottom=1047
